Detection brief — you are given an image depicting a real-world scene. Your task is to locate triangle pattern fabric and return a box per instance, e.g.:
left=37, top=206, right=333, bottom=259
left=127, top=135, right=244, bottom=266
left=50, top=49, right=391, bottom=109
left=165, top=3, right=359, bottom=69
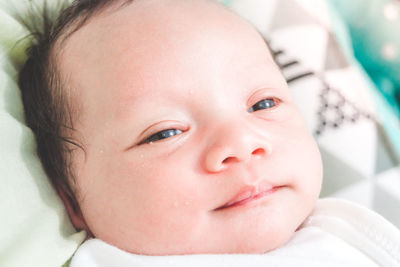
left=269, top=0, right=317, bottom=31
left=315, top=82, right=373, bottom=136
left=324, top=33, right=350, bottom=71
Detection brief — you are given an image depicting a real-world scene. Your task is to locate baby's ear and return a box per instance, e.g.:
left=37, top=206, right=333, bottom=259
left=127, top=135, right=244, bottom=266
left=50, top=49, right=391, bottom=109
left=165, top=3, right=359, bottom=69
left=57, top=184, right=93, bottom=237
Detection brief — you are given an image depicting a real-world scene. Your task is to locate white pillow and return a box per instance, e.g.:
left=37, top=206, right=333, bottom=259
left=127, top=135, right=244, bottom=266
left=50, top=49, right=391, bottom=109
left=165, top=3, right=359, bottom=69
left=0, top=2, right=85, bottom=267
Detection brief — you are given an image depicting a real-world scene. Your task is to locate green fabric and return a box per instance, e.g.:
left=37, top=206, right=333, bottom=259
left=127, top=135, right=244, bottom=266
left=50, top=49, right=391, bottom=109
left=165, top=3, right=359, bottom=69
left=0, top=1, right=85, bottom=267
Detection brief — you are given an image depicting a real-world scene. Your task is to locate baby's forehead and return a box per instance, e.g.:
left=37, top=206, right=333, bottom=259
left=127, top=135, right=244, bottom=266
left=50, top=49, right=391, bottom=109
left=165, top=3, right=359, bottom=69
left=58, top=0, right=273, bottom=91
left=61, top=0, right=263, bottom=58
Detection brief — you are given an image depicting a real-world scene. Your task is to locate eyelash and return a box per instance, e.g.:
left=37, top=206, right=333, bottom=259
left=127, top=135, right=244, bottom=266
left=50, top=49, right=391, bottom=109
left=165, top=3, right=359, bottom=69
left=140, top=98, right=279, bottom=144
left=140, top=129, right=183, bottom=144
left=248, top=98, right=279, bottom=113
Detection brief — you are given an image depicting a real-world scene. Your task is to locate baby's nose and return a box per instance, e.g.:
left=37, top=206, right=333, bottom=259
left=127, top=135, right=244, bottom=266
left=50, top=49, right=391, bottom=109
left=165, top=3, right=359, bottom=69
left=203, top=122, right=270, bottom=173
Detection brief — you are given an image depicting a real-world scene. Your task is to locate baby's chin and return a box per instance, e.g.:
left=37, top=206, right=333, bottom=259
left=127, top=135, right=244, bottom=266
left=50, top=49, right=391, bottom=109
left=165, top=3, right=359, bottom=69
left=219, top=229, right=294, bottom=255
left=185, top=235, right=292, bottom=255
left=118, top=228, right=295, bottom=256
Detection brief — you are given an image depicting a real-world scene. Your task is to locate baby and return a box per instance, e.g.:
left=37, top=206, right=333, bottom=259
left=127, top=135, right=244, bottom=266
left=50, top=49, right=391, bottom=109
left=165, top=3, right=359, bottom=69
left=18, top=0, right=400, bottom=266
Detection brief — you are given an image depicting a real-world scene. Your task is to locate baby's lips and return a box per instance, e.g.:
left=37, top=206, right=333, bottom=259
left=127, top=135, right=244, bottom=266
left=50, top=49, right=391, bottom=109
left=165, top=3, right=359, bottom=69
left=215, top=180, right=276, bottom=210
left=223, top=187, right=255, bottom=207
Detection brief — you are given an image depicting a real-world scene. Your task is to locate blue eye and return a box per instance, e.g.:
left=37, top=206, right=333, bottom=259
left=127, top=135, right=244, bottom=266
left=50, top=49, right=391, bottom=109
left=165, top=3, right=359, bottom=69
left=248, top=98, right=277, bottom=112
left=143, top=129, right=183, bottom=144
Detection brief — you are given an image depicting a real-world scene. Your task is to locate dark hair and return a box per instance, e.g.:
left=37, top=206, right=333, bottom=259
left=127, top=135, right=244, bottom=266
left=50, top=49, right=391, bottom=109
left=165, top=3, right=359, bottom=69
left=17, top=0, right=134, bottom=209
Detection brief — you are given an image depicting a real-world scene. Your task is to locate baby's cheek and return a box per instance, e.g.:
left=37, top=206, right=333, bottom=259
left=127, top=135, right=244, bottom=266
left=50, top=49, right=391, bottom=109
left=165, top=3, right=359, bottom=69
left=81, top=170, right=205, bottom=255
left=292, top=142, right=322, bottom=218
left=276, top=122, right=322, bottom=208
left=120, top=164, right=206, bottom=244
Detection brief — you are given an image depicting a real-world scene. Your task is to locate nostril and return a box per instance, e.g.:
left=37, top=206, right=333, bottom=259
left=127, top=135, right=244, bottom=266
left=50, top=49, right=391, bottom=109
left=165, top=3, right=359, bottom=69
left=222, top=156, right=239, bottom=164
left=252, top=148, right=265, bottom=156
left=222, top=149, right=265, bottom=164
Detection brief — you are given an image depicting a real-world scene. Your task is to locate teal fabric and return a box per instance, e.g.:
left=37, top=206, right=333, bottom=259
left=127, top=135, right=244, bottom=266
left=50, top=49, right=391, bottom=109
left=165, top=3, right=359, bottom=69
left=222, top=0, right=233, bottom=5
left=329, top=0, right=400, bottom=116
left=328, top=0, right=400, bottom=156
left=218, top=0, right=234, bottom=7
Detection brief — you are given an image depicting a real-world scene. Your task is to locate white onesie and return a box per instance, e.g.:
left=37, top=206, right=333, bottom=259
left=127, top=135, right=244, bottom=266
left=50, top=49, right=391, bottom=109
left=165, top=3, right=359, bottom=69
left=70, top=198, right=400, bottom=267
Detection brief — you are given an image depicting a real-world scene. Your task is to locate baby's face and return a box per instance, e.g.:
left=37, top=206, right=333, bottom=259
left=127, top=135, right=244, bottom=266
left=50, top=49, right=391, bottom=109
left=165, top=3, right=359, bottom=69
left=60, top=0, right=322, bottom=255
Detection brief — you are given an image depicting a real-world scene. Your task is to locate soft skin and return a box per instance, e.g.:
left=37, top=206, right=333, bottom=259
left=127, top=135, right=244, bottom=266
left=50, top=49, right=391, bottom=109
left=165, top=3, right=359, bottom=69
left=58, top=0, right=323, bottom=256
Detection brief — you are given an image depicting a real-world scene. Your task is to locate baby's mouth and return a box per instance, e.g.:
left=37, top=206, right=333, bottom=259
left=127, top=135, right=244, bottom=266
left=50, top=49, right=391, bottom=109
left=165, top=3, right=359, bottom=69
left=215, top=181, right=283, bottom=211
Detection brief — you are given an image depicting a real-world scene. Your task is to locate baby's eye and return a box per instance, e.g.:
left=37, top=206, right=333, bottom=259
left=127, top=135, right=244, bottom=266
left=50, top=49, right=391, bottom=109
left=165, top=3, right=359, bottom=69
left=248, top=98, right=278, bottom=112
left=142, top=129, right=183, bottom=144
